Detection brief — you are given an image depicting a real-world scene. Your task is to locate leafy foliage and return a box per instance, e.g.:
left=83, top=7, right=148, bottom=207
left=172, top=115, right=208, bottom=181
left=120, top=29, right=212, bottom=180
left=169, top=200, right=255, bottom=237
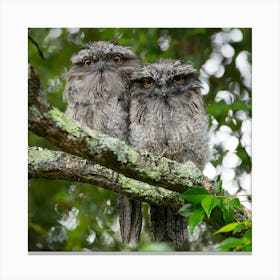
left=201, top=196, right=218, bottom=218
left=178, top=182, right=252, bottom=252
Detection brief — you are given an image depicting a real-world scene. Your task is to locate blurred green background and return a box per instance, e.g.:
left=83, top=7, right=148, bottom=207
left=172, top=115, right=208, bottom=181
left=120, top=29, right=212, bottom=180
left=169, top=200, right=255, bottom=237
left=28, top=28, right=252, bottom=252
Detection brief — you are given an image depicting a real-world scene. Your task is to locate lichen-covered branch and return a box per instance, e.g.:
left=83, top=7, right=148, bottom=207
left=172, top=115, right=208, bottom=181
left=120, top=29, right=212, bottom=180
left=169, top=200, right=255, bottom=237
left=28, top=147, right=184, bottom=209
left=28, top=65, right=212, bottom=194
left=28, top=65, right=251, bottom=223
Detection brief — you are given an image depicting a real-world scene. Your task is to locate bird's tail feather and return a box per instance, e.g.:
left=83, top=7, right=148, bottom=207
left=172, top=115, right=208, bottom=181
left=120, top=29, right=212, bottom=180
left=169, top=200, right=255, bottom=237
left=118, top=197, right=142, bottom=243
left=150, top=205, right=187, bottom=250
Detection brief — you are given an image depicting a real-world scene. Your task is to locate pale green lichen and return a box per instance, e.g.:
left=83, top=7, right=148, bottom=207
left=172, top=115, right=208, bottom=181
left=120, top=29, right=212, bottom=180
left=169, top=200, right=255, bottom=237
left=147, top=169, right=162, bottom=181
left=96, top=134, right=139, bottom=165
left=118, top=174, right=141, bottom=194
left=171, top=161, right=203, bottom=186
left=49, top=107, right=141, bottom=165
left=139, top=149, right=151, bottom=158
left=137, top=155, right=172, bottom=182
left=90, top=164, right=104, bottom=173
left=118, top=175, right=175, bottom=201
left=105, top=137, right=129, bottom=163
left=82, top=125, right=99, bottom=139
left=127, top=148, right=139, bottom=165
left=47, top=107, right=203, bottom=191
left=136, top=151, right=167, bottom=181
left=64, top=157, right=73, bottom=169
left=138, top=164, right=163, bottom=182
left=85, top=175, right=95, bottom=180
left=28, top=105, right=41, bottom=119
left=49, top=107, right=87, bottom=139
left=157, top=157, right=171, bottom=176
left=28, top=147, right=55, bottom=169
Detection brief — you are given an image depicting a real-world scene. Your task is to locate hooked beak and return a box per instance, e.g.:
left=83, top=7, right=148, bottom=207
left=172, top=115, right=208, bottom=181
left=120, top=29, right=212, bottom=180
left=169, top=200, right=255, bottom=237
left=96, top=60, right=105, bottom=72
left=161, top=87, right=168, bottom=99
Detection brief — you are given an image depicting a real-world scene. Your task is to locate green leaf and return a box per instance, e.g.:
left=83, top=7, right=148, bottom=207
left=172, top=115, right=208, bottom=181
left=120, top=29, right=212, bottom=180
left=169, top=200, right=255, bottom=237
left=218, top=237, right=244, bottom=252
left=236, top=145, right=251, bottom=173
left=214, top=180, right=223, bottom=195
left=241, top=244, right=252, bottom=252
left=214, top=222, right=240, bottom=235
left=232, top=197, right=243, bottom=212
left=201, top=196, right=218, bottom=218
left=232, top=223, right=248, bottom=234
left=218, top=198, right=234, bottom=223
left=243, top=219, right=252, bottom=227
left=243, top=229, right=252, bottom=241
left=177, top=203, right=197, bottom=219
left=210, top=207, right=225, bottom=229
left=188, top=208, right=205, bottom=234
left=179, top=188, right=209, bottom=204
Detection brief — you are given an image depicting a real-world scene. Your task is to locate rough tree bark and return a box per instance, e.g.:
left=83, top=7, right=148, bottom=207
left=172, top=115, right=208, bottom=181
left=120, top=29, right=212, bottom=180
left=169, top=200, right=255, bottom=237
left=28, top=146, right=184, bottom=209
left=28, top=65, right=251, bottom=224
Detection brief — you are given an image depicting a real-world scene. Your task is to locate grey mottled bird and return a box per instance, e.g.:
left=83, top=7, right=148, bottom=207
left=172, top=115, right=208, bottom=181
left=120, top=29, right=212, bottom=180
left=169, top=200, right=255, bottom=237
left=129, top=58, right=209, bottom=250
left=63, top=41, right=142, bottom=244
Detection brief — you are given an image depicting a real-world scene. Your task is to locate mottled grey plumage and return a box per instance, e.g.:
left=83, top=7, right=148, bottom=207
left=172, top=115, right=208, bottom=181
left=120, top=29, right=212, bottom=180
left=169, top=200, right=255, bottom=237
left=63, top=41, right=142, bottom=243
left=129, top=58, right=209, bottom=250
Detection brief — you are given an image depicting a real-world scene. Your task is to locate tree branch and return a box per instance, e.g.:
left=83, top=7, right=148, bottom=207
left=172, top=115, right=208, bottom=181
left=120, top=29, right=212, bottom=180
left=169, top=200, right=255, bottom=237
left=28, top=65, right=251, bottom=222
left=28, top=147, right=184, bottom=209
left=28, top=65, right=212, bottom=194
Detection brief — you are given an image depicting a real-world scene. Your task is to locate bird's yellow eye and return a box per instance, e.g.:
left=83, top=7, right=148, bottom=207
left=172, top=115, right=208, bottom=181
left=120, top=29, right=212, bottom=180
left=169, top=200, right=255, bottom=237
left=173, top=75, right=185, bottom=84
left=83, top=58, right=92, bottom=68
left=112, top=54, right=123, bottom=65
left=143, top=78, right=155, bottom=88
